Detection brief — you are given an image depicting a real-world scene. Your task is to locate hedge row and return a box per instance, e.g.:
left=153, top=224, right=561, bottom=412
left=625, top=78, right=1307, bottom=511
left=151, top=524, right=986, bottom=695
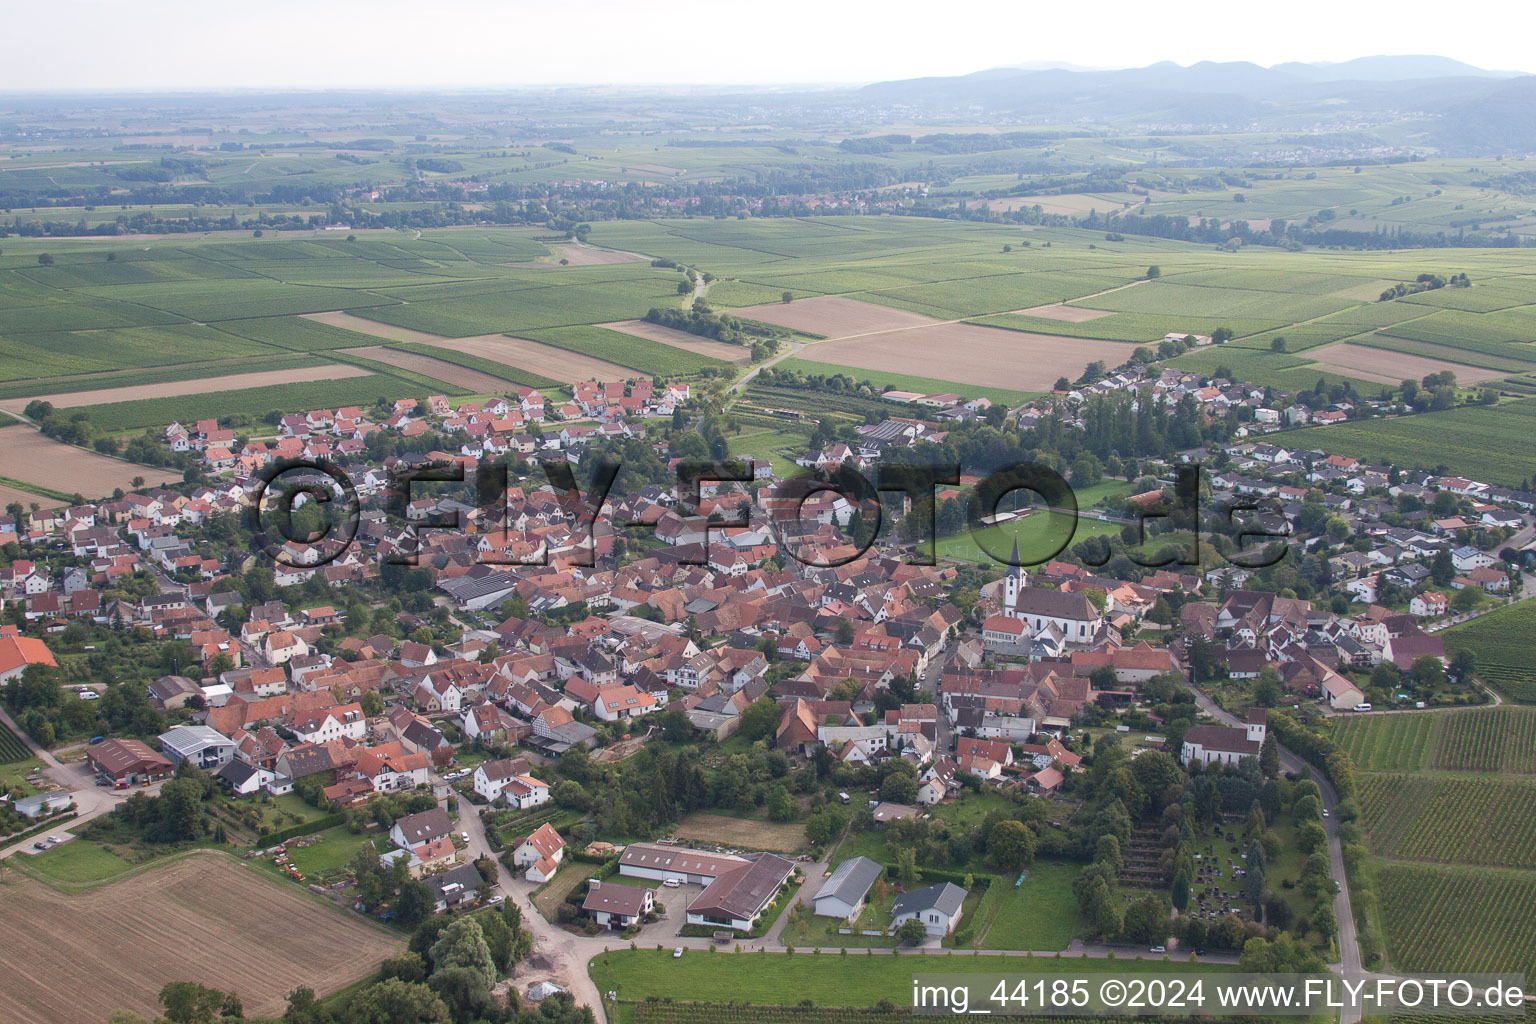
left=257, top=811, right=346, bottom=847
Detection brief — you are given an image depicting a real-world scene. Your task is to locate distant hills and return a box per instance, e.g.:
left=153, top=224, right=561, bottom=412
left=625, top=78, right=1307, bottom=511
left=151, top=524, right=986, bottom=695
left=859, top=56, right=1536, bottom=152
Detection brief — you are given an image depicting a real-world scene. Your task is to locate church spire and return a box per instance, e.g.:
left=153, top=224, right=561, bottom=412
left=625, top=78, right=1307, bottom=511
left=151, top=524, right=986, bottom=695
left=1009, top=537, right=1023, bottom=577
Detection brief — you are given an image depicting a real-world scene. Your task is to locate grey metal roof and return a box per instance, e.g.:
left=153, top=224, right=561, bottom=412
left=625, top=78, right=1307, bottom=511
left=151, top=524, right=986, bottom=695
left=892, top=881, right=966, bottom=920
left=814, top=856, right=882, bottom=908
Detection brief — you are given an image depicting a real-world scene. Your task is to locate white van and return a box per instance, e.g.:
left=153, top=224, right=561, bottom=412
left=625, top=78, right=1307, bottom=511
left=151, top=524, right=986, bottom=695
left=1354, top=703, right=1373, bottom=712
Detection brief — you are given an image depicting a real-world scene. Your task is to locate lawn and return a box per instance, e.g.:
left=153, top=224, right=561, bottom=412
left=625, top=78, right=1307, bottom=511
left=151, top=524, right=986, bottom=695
left=532, top=860, right=601, bottom=923
left=975, top=861, right=1083, bottom=950
left=14, top=840, right=135, bottom=888
left=283, top=828, right=387, bottom=881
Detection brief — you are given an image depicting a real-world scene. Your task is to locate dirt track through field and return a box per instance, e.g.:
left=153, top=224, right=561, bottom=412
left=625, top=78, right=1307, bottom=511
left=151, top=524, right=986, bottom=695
left=601, top=320, right=751, bottom=364
left=339, top=346, right=514, bottom=393
left=1307, top=342, right=1505, bottom=386
left=734, top=296, right=1135, bottom=392
left=0, top=366, right=372, bottom=413
left=0, top=426, right=182, bottom=498
left=0, top=852, right=401, bottom=1024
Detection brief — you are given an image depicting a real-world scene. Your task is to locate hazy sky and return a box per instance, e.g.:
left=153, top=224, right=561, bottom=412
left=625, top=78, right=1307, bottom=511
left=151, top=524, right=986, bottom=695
left=3, top=0, right=1529, bottom=91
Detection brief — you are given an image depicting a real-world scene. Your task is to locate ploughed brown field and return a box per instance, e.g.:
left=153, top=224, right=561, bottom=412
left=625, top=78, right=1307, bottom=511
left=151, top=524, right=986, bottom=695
left=0, top=853, right=401, bottom=1024
left=303, top=311, right=634, bottom=383
left=1, top=427, right=181, bottom=498
left=733, top=296, right=1136, bottom=392
left=1307, top=342, right=1507, bottom=386
left=0, top=365, right=372, bottom=413
left=1012, top=302, right=1115, bottom=322
left=543, top=244, right=645, bottom=267
left=303, top=310, right=442, bottom=344
left=0, top=483, right=65, bottom=511
left=601, top=319, right=752, bottom=364
left=339, top=346, right=512, bottom=393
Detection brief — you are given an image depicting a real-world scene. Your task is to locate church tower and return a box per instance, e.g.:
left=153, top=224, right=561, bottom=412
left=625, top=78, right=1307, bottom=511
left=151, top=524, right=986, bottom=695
left=1003, top=537, right=1026, bottom=616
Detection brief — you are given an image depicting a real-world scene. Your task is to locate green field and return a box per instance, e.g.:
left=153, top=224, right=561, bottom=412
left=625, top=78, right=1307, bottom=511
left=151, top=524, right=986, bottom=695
left=1292, top=400, right=1536, bottom=487
left=526, top=325, right=733, bottom=376
left=935, top=511, right=1123, bottom=567
left=1444, top=602, right=1536, bottom=703
left=76, top=373, right=427, bottom=432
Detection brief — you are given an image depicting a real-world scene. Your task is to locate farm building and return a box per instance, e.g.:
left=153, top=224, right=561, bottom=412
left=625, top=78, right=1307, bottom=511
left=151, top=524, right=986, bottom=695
left=0, top=634, right=58, bottom=684
left=891, top=882, right=966, bottom=937
left=581, top=880, right=654, bottom=929
left=684, top=852, right=794, bottom=932
left=812, top=855, right=882, bottom=920
left=88, top=738, right=173, bottom=784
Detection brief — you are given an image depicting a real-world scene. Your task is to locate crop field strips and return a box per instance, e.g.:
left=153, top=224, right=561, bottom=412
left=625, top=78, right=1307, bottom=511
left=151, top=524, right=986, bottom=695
left=0, top=324, right=283, bottom=382
left=71, top=280, right=402, bottom=322
left=1377, top=307, right=1536, bottom=362
left=210, top=315, right=395, bottom=351
left=349, top=269, right=684, bottom=336
left=1305, top=342, right=1508, bottom=385
left=1351, top=334, right=1533, bottom=373
left=0, top=353, right=333, bottom=401
left=0, top=364, right=375, bottom=413
left=76, top=373, right=421, bottom=432
left=526, top=325, right=734, bottom=375
left=774, top=356, right=1039, bottom=407
left=1357, top=774, right=1536, bottom=869
left=1377, top=863, right=1536, bottom=976
left=1397, top=279, right=1536, bottom=313
left=1444, top=601, right=1536, bottom=703
left=971, top=311, right=1287, bottom=342
left=1292, top=399, right=1536, bottom=487
left=337, top=347, right=504, bottom=393
left=380, top=344, right=560, bottom=390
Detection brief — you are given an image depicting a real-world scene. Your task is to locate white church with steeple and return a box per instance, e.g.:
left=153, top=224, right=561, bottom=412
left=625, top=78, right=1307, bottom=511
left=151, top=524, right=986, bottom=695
left=998, top=538, right=1103, bottom=645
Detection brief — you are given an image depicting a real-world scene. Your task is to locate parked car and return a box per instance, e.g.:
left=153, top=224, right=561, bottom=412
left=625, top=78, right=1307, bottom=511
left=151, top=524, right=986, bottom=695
left=77, top=689, right=99, bottom=701
left=486, top=893, right=504, bottom=905
left=662, top=878, right=681, bottom=888
left=32, top=842, right=46, bottom=850
left=1322, top=808, right=1330, bottom=818
left=1149, top=945, right=1166, bottom=954
left=672, top=947, right=684, bottom=958
left=46, top=835, right=63, bottom=845
left=1355, top=703, right=1373, bottom=712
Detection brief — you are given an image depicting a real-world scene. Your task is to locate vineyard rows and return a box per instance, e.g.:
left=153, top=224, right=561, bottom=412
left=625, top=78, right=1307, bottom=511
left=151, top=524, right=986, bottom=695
left=1378, top=864, right=1536, bottom=976
left=0, top=720, right=32, bottom=763
left=1444, top=602, right=1536, bottom=704
left=1358, top=774, right=1536, bottom=869
left=1331, top=706, right=1536, bottom=774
